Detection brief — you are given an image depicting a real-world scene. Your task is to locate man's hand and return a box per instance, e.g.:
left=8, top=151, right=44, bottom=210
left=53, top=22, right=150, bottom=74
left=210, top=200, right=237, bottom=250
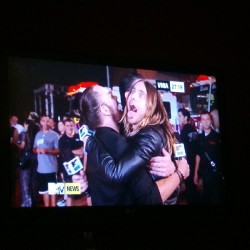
left=37, top=148, right=46, bottom=154
left=72, top=147, right=84, bottom=158
left=149, top=148, right=175, bottom=177
left=193, top=173, right=199, bottom=185
left=72, top=170, right=88, bottom=193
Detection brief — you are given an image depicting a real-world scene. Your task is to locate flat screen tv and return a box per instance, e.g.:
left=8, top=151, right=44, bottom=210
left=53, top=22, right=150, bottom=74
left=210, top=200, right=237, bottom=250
left=1, top=48, right=228, bottom=233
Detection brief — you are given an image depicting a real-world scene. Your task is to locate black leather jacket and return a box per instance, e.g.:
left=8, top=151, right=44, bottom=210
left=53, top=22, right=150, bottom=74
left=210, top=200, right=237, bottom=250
left=85, top=126, right=162, bottom=205
left=86, top=125, right=179, bottom=204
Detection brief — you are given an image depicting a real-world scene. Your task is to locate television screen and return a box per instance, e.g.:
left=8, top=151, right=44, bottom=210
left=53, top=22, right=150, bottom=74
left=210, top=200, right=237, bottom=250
left=1, top=49, right=227, bottom=231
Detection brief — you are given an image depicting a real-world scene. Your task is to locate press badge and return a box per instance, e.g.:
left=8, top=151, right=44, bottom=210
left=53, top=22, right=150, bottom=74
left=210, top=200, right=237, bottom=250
left=63, top=156, right=83, bottom=175
left=174, top=143, right=186, bottom=158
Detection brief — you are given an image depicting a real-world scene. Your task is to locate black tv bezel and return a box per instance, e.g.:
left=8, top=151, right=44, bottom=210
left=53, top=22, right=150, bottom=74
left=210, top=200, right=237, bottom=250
left=1, top=47, right=229, bottom=232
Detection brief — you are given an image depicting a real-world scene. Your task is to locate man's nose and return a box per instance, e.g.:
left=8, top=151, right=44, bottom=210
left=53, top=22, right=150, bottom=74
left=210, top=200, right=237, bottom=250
left=111, top=92, right=117, bottom=100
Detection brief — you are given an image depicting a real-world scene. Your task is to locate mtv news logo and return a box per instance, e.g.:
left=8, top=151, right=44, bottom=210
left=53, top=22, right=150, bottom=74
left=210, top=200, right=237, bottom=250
left=48, top=182, right=81, bottom=195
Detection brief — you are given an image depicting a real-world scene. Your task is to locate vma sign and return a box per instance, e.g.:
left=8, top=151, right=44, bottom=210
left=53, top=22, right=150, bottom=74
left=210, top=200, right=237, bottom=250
left=156, top=80, right=170, bottom=91
left=156, top=80, right=185, bottom=93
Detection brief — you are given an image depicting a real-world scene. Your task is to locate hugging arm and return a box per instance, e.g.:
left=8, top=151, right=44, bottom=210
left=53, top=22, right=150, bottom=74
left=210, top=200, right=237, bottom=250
left=86, top=131, right=162, bottom=184
left=149, top=148, right=176, bottom=177
left=156, top=157, right=189, bottom=202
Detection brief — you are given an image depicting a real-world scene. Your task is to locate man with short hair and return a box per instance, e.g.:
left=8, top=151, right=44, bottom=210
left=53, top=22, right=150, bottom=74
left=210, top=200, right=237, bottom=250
left=193, top=111, right=224, bottom=204
left=33, top=115, right=60, bottom=207
left=58, top=118, right=85, bottom=206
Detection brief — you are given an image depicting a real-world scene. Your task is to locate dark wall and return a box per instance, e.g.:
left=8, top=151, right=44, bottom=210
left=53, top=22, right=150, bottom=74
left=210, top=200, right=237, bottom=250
left=1, top=2, right=248, bottom=249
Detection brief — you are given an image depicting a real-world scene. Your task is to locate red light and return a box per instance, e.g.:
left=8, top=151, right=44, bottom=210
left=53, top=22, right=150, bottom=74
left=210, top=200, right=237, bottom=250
left=67, top=81, right=99, bottom=95
left=196, top=75, right=209, bottom=81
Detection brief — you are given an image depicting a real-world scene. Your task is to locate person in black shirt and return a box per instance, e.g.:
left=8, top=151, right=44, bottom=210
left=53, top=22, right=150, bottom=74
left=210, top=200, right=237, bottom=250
left=27, top=112, right=40, bottom=207
left=178, top=108, right=199, bottom=204
left=58, top=118, right=84, bottom=206
left=194, top=111, right=224, bottom=204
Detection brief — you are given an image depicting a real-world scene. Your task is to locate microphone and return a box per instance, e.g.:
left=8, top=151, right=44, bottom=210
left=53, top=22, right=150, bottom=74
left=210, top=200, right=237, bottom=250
left=79, top=124, right=95, bottom=141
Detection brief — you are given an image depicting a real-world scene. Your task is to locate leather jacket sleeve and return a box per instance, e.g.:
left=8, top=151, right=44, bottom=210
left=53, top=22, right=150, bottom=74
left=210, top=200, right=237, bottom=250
left=86, top=127, right=163, bottom=184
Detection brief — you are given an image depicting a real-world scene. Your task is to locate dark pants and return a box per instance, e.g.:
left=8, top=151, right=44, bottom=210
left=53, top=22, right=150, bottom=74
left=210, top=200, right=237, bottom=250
left=184, top=162, right=200, bottom=204
left=19, top=168, right=32, bottom=207
left=19, top=157, right=39, bottom=207
left=202, top=170, right=224, bottom=204
left=30, top=158, right=39, bottom=207
left=185, top=175, right=200, bottom=204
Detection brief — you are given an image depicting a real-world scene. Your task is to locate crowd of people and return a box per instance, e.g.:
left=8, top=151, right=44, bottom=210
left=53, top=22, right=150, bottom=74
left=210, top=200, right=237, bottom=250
left=9, top=72, right=225, bottom=207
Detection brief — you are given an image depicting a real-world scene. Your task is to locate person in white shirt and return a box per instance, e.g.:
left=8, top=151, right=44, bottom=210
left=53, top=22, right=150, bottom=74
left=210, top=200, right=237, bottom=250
left=9, top=115, right=24, bottom=134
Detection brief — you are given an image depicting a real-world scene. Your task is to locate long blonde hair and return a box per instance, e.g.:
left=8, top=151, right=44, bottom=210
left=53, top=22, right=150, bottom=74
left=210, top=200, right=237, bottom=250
left=121, top=81, right=177, bottom=154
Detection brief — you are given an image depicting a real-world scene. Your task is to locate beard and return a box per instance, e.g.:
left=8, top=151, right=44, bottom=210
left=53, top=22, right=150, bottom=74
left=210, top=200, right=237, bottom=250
left=108, top=105, right=122, bottom=123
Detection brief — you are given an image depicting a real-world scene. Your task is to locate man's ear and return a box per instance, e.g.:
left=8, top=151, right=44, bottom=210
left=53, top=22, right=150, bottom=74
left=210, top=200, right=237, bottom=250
left=100, top=104, right=110, bottom=115
left=125, top=91, right=129, bottom=100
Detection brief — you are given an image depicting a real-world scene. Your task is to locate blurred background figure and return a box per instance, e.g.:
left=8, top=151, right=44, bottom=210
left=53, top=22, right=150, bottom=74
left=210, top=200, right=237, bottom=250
left=28, top=111, right=39, bottom=124
left=49, top=117, right=60, bottom=134
left=9, top=117, right=19, bottom=206
left=27, top=111, right=41, bottom=207
left=210, top=108, right=220, bottom=133
left=194, top=111, right=224, bottom=204
left=17, top=119, right=38, bottom=207
left=58, top=118, right=84, bottom=206
left=56, top=119, right=67, bottom=207
left=178, top=108, right=199, bottom=204
left=57, top=120, right=66, bottom=137
left=10, top=115, right=24, bottom=134
left=33, top=115, right=60, bottom=207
